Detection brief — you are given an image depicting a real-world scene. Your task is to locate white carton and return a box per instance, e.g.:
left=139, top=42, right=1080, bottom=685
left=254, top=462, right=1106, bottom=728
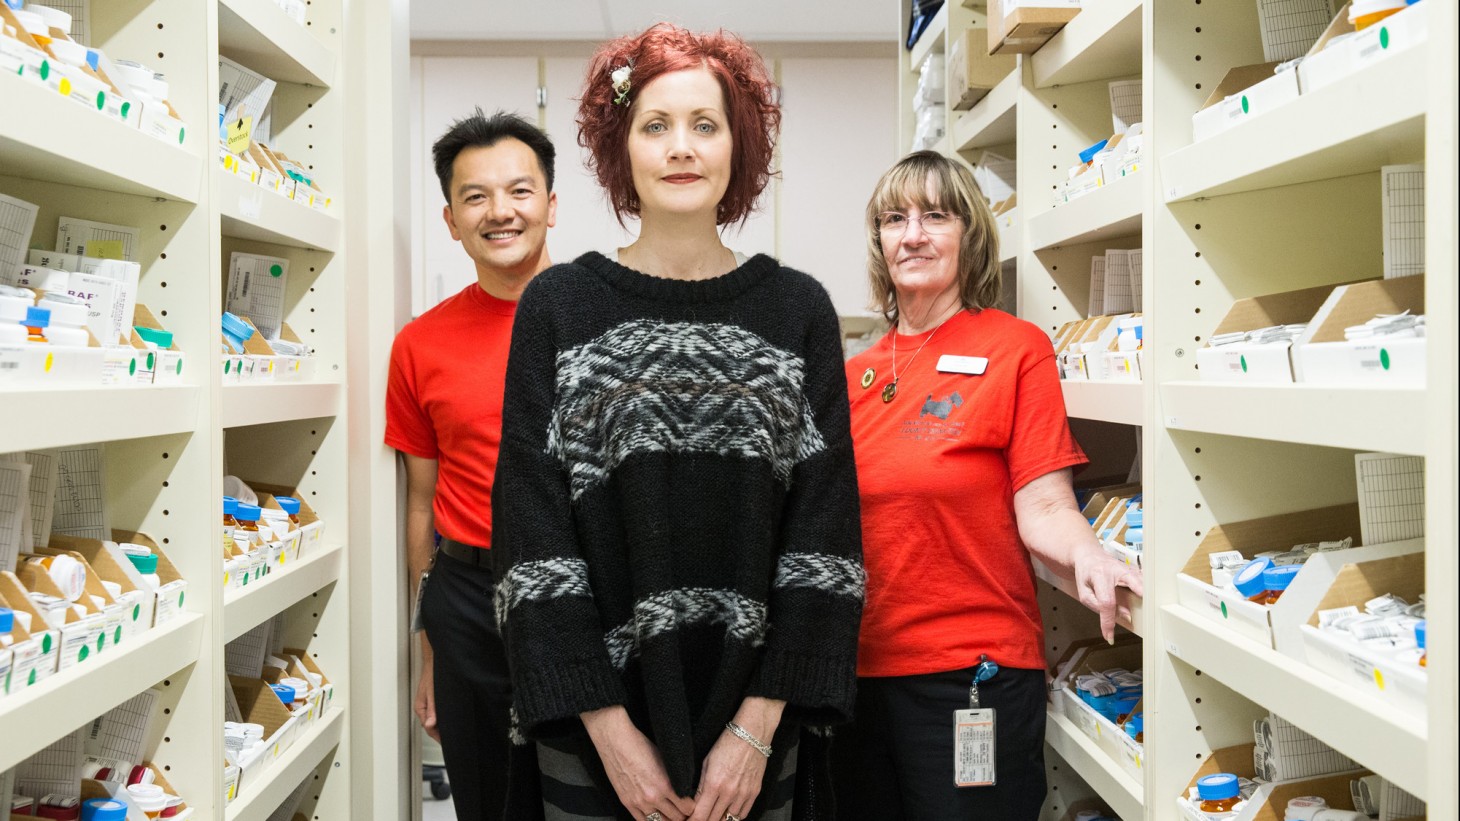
left=1295, top=276, right=1425, bottom=386
left=1298, top=2, right=1427, bottom=92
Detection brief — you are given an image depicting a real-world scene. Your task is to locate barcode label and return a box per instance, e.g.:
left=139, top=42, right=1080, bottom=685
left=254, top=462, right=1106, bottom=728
left=954, top=708, right=996, bottom=787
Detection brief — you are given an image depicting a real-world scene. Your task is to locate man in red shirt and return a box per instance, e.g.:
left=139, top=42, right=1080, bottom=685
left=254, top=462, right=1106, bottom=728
left=386, top=109, right=556, bottom=821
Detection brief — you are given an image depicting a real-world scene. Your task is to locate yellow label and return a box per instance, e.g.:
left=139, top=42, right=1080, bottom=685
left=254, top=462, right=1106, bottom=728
left=226, top=116, right=254, bottom=154
left=89, top=240, right=126, bottom=260
left=59, top=77, right=72, bottom=96
left=1373, top=668, right=1386, bottom=690
left=44, top=352, right=54, bottom=372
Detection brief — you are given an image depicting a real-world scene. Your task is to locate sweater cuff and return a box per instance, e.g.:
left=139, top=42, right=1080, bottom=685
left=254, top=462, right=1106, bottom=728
left=747, top=649, right=857, bottom=726
left=515, top=658, right=629, bottom=738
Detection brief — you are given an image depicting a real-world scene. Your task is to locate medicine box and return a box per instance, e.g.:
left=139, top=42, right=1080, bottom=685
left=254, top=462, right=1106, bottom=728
left=0, top=572, right=61, bottom=685
left=1176, top=503, right=1422, bottom=655
left=1191, top=62, right=1294, bottom=144
left=251, top=482, right=325, bottom=555
left=48, top=535, right=156, bottom=642
left=1196, top=282, right=1338, bottom=383
left=284, top=646, right=336, bottom=723
left=35, top=546, right=129, bottom=655
left=133, top=304, right=187, bottom=386
left=1297, top=276, right=1425, bottom=386
left=988, top=0, right=1081, bottom=56
left=229, top=674, right=298, bottom=793
left=1178, top=744, right=1367, bottom=821
left=1298, top=1, right=1427, bottom=93
left=1105, top=349, right=1142, bottom=381
left=1053, top=640, right=1145, bottom=783
left=1299, top=553, right=1427, bottom=716
left=16, top=555, right=109, bottom=670
left=114, top=530, right=188, bottom=626
left=948, top=29, right=1017, bottom=110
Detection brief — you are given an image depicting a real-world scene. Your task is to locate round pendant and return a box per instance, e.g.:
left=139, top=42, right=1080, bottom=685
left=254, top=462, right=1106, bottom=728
left=881, top=382, right=897, bottom=403
left=860, top=367, right=876, bottom=389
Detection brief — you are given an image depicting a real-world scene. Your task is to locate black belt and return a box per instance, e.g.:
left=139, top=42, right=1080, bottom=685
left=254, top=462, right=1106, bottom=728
left=438, top=537, right=491, bottom=568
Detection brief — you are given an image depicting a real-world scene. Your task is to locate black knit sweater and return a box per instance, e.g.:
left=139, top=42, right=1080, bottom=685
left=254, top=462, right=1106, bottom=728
left=491, top=251, right=864, bottom=809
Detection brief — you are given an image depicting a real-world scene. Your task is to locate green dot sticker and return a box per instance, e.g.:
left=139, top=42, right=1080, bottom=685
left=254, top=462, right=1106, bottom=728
left=270, top=264, right=284, bottom=277
left=1220, top=601, right=1229, bottom=619
left=96, top=91, right=106, bottom=111
left=147, top=352, right=156, bottom=369
left=98, top=632, right=106, bottom=651
left=1240, top=355, right=1248, bottom=373
left=39, top=60, right=49, bottom=81
left=79, top=645, right=90, bottom=662
left=177, top=358, right=184, bottom=375
left=116, top=626, right=124, bottom=643
left=129, top=358, right=137, bottom=376
left=178, top=127, right=186, bottom=145
left=179, top=591, right=186, bottom=607
left=224, top=360, right=232, bottom=375
left=1380, top=349, right=1391, bottom=370
left=134, top=604, right=142, bottom=621
left=121, top=101, right=131, bottom=119
left=29, top=668, right=38, bottom=686
left=42, top=634, right=53, bottom=654
left=242, top=574, right=249, bottom=586
left=1379, top=27, right=1390, bottom=49
left=1240, top=95, right=1249, bottom=114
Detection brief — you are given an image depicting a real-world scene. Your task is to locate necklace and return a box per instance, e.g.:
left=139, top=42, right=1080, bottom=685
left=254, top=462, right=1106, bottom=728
left=884, top=310, right=959, bottom=403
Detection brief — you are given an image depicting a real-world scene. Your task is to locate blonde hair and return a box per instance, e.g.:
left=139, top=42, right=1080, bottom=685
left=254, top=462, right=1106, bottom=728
left=865, top=151, right=1002, bottom=324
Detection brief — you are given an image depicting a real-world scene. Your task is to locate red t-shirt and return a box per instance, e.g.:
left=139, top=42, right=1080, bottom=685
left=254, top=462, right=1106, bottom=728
left=845, top=308, right=1087, bottom=676
left=385, top=283, right=517, bottom=547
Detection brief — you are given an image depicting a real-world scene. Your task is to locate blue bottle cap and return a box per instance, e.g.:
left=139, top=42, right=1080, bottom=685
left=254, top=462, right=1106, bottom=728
left=276, top=496, right=301, bottom=515
left=1415, top=620, right=1426, bottom=650
left=1127, top=509, right=1143, bottom=527
left=1126, top=529, right=1144, bottom=546
left=1233, top=557, right=1273, bottom=598
left=24, top=305, right=51, bottom=328
left=1261, top=565, right=1301, bottom=592
left=235, top=503, right=261, bottom=522
left=81, top=798, right=129, bottom=821
left=127, top=553, right=159, bottom=575
left=1124, top=713, right=1143, bottom=738
left=271, top=683, right=296, bottom=703
left=1078, top=139, right=1109, bottom=164
left=224, top=496, right=239, bottom=516
left=221, top=311, right=255, bottom=341
left=1197, top=773, right=1240, bottom=801
left=1101, top=528, right=1115, bottom=540
left=0, top=607, right=13, bottom=633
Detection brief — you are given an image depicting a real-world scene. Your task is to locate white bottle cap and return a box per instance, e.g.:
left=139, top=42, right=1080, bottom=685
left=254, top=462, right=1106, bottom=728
left=10, top=10, right=48, bottom=37
left=37, top=293, right=88, bottom=328
left=28, top=5, right=73, bottom=34
left=47, top=37, right=88, bottom=66
left=30, top=554, right=87, bottom=602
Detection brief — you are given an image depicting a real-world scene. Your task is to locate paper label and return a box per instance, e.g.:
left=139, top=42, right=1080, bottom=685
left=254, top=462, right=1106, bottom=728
left=936, top=355, right=989, bottom=375
left=954, top=708, right=996, bottom=787
left=227, top=116, right=254, bottom=154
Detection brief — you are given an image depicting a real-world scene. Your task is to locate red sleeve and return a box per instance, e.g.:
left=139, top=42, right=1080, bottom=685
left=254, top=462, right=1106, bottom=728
left=1006, top=333, right=1087, bottom=492
left=385, top=329, right=439, bottom=459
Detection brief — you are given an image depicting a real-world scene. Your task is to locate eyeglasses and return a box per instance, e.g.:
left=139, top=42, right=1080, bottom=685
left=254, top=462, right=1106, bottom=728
left=877, top=210, right=960, bottom=235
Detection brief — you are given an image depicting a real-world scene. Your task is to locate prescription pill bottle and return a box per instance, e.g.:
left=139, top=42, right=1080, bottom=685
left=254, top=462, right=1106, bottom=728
left=79, top=798, right=128, bottom=821
left=1349, top=0, right=1405, bottom=29
left=1255, top=565, right=1301, bottom=605
left=277, top=495, right=303, bottom=525
left=235, top=502, right=263, bottom=547
left=0, top=606, right=14, bottom=647
left=27, top=554, right=87, bottom=602
left=1284, top=796, right=1328, bottom=821
left=1232, top=556, right=1273, bottom=601
left=221, top=312, right=254, bottom=354
left=125, top=552, right=161, bottom=591
left=38, top=293, right=91, bottom=346
left=28, top=5, right=73, bottom=36
left=223, top=496, right=239, bottom=553
left=1416, top=620, right=1426, bottom=667
left=0, top=284, right=33, bottom=344
left=23, top=305, right=52, bottom=343
left=126, top=783, right=167, bottom=819
left=11, top=10, right=53, bottom=49
left=1196, top=773, right=1242, bottom=814
left=135, top=326, right=173, bottom=350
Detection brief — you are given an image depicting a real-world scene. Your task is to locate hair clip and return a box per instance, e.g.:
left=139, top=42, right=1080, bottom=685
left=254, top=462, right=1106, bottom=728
left=611, top=60, right=633, bottom=106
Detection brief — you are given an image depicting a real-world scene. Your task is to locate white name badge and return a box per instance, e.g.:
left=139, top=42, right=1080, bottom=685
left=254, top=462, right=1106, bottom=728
left=937, top=355, right=989, bottom=375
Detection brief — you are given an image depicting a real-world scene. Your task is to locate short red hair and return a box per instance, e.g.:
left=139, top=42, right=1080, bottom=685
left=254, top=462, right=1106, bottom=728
left=577, top=23, right=780, bottom=227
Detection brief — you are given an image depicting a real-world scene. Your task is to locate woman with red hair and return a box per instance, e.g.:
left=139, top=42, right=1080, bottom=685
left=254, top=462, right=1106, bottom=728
left=490, top=24, right=863, bottom=821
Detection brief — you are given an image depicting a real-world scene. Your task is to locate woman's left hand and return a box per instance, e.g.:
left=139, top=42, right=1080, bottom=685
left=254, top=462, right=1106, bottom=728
left=691, top=697, right=785, bottom=821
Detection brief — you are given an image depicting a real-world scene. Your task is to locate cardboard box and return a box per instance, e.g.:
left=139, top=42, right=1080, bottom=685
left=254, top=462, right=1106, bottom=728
left=31, top=546, right=129, bottom=654
left=46, top=535, right=155, bottom=642
left=1299, top=1, right=1427, bottom=93
left=1299, top=553, right=1427, bottom=716
left=1105, top=349, right=1142, bottom=381
left=1297, top=276, right=1425, bottom=386
left=1178, top=745, right=1367, bottom=821
left=948, top=29, right=1017, bottom=110
left=0, top=572, right=60, bottom=685
left=249, top=482, right=325, bottom=555
left=989, top=0, right=1081, bottom=56
left=1049, top=638, right=1144, bottom=780
left=1196, top=282, right=1341, bottom=383
left=283, top=646, right=336, bottom=722
left=16, top=554, right=108, bottom=670
left=1191, top=62, right=1295, bottom=143
left=112, top=530, right=188, bottom=625
left=132, top=304, right=187, bottom=385
left=229, top=675, right=297, bottom=792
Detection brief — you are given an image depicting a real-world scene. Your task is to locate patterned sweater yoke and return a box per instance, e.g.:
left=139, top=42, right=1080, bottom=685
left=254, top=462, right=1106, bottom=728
left=490, top=251, right=865, bottom=800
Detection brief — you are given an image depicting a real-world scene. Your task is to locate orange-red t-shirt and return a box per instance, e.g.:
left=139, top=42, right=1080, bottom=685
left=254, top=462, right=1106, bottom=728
left=385, top=283, right=517, bottom=547
left=845, top=308, right=1087, bottom=676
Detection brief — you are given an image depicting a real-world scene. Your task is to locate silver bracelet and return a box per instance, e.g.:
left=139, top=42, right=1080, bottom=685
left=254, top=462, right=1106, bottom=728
left=724, top=721, right=772, bottom=758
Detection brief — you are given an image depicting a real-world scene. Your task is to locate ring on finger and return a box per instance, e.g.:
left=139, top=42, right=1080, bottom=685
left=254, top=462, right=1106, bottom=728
left=645, top=813, right=663, bottom=821
left=725, top=814, right=740, bottom=821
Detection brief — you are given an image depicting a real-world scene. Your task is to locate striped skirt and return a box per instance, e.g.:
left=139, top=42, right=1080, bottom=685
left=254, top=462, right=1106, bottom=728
left=537, top=739, right=799, bottom=821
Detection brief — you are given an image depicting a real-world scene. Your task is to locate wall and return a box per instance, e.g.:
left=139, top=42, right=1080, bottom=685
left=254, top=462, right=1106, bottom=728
left=406, top=46, right=897, bottom=318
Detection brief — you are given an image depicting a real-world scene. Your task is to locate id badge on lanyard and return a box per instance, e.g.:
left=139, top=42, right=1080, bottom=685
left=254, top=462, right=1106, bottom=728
left=954, top=654, right=999, bottom=787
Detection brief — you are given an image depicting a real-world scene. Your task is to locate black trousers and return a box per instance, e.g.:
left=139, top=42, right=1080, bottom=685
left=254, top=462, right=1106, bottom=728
left=420, top=546, right=512, bottom=821
left=830, top=666, right=1048, bottom=820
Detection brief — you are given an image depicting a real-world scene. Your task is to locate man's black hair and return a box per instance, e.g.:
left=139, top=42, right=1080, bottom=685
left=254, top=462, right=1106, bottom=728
left=432, top=108, right=556, bottom=203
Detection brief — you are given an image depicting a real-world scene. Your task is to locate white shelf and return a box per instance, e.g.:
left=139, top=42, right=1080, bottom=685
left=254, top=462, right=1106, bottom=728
left=224, top=707, right=345, bottom=821
left=218, top=170, right=342, bottom=252
left=1032, top=0, right=1143, bottom=88
left=953, top=71, right=1019, bottom=151
left=908, top=4, right=950, bottom=72
left=218, top=0, right=336, bottom=87
left=1035, top=560, right=1144, bottom=637
left=0, top=385, right=202, bottom=451
left=0, top=74, right=201, bottom=202
left=1162, top=605, right=1428, bottom=800
left=224, top=543, right=344, bottom=643
left=1161, top=382, right=1425, bottom=455
left=1062, top=379, right=1143, bottom=425
left=1045, top=708, right=1144, bottom=821
left=221, top=382, right=342, bottom=428
left=1028, top=173, right=1143, bottom=251
left=0, top=614, right=204, bottom=772
left=1161, top=47, right=1425, bottom=202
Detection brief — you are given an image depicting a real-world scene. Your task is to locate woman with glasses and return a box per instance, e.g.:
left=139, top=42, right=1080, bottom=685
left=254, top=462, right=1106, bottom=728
left=833, top=151, right=1142, bottom=819
left=491, top=23, right=863, bottom=821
